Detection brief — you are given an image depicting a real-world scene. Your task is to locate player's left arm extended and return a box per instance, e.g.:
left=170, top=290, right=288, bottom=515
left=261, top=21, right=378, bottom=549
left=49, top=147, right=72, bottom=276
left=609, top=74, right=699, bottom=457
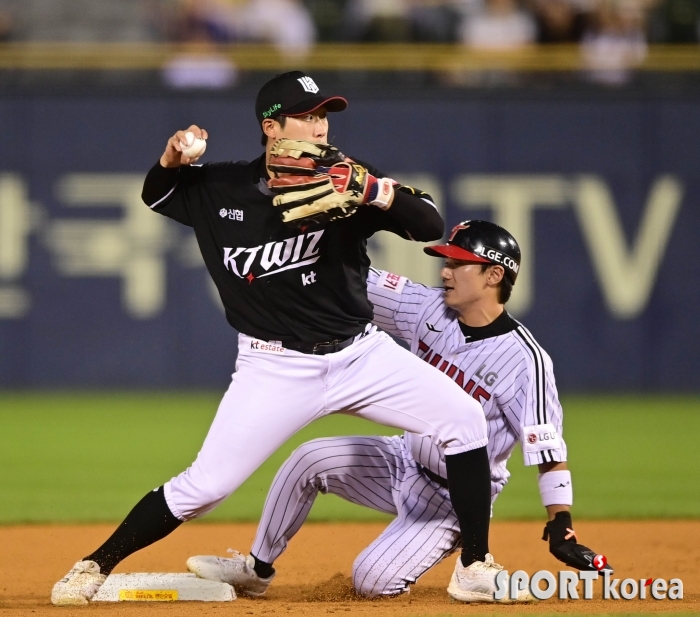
left=347, top=157, right=443, bottom=241
left=322, top=157, right=443, bottom=241
left=538, top=461, right=612, bottom=572
left=378, top=185, right=444, bottom=241
left=266, top=140, right=443, bottom=240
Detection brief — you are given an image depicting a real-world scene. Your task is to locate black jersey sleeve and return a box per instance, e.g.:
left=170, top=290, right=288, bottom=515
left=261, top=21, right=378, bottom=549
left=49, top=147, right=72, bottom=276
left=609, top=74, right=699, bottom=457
left=383, top=185, right=444, bottom=241
left=350, top=158, right=444, bottom=241
left=141, top=161, right=206, bottom=227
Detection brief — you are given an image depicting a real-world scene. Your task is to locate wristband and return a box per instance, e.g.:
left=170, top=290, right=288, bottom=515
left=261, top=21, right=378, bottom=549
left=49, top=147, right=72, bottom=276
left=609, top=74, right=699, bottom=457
left=538, top=469, right=573, bottom=507
left=368, top=177, right=395, bottom=210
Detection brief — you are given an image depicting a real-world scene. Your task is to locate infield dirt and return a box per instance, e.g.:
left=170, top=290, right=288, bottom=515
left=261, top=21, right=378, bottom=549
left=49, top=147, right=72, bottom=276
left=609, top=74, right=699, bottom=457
left=1, top=521, right=697, bottom=616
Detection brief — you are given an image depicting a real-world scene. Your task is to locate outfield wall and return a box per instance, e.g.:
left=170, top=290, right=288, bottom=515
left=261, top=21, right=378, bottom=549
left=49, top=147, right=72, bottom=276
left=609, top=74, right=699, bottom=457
left=1, top=91, right=698, bottom=390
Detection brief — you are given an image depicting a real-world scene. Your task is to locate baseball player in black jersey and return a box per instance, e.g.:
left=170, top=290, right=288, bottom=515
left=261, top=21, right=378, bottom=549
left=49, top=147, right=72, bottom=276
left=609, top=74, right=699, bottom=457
left=52, top=72, right=498, bottom=605
left=187, top=221, right=611, bottom=602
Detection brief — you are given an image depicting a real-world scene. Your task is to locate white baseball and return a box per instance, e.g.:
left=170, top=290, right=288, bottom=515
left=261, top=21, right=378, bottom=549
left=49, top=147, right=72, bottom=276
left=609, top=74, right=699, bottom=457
left=180, top=131, right=207, bottom=159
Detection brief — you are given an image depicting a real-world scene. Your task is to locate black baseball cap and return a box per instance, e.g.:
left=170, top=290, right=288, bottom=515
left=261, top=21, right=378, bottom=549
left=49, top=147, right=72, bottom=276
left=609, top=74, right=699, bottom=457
left=255, top=71, right=348, bottom=124
left=424, top=220, right=521, bottom=283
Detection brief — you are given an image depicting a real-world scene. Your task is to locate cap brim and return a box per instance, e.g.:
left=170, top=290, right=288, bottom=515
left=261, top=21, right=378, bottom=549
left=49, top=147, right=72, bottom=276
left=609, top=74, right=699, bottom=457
left=423, top=244, right=492, bottom=262
left=283, top=96, right=348, bottom=116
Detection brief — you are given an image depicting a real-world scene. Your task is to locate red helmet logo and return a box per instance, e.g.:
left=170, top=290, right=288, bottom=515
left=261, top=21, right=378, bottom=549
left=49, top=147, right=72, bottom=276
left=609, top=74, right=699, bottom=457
left=448, top=224, right=470, bottom=242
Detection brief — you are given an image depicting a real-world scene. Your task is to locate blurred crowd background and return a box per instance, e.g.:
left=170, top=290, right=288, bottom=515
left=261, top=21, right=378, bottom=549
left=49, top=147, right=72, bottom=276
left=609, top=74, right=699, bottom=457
left=1, top=0, right=699, bottom=88
left=1, top=0, right=699, bottom=49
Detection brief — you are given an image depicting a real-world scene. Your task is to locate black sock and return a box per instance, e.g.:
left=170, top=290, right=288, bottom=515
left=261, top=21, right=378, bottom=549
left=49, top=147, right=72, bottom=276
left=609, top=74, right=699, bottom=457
left=251, top=554, right=275, bottom=579
left=444, top=446, right=491, bottom=567
left=84, top=486, right=182, bottom=575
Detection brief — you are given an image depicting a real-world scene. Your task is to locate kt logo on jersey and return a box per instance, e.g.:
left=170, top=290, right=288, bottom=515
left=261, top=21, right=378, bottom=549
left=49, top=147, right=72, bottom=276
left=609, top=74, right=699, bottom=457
left=223, top=230, right=324, bottom=282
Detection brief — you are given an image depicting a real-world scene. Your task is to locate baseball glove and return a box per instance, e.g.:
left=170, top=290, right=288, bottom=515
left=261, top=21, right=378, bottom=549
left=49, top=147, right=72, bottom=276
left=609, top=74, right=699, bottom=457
left=268, top=171, right=360, bottom=226
left=543, top=511, right=613, bottom=572
left=268, top=139, right=346, bottom=176
left=267, top=139, right=356, bottom=225
left=268, top=140, right=395, bottom=226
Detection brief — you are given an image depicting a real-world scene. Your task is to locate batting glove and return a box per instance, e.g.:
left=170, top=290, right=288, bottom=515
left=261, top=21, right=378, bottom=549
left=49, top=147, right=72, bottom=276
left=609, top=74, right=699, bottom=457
left=543, top=511, right=613, bottom=573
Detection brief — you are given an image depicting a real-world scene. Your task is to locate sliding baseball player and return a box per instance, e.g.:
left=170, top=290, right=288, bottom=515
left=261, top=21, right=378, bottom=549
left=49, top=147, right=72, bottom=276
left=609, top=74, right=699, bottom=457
left=188, top=220, right=611, bottom=601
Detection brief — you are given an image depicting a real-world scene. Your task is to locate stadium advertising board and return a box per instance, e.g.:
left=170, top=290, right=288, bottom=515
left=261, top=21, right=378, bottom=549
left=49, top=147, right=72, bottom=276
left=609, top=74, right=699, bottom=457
left=0, top=94, right=698, bottom=389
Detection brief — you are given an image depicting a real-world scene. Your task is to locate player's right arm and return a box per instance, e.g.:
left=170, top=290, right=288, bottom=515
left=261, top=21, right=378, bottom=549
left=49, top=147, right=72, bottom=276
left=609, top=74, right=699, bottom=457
left=506, top=328, right=610, bottom=571
left=141, top=125, right=209, bottom=226
left=538, top=461, right=571, bottom=520
left=159, top=125, right=209, bottom=168
left=367, top=267, right=437, bottom=344
left=539, top=457, right=611, bottom=572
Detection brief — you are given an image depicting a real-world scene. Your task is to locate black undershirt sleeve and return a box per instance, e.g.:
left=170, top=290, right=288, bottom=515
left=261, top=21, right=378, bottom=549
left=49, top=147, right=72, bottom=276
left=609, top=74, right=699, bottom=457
left=383, top=188, right=444, bottom=241
left=353, top=157, right=444, bottom=242
left=141, top=161, right=181, bottom=207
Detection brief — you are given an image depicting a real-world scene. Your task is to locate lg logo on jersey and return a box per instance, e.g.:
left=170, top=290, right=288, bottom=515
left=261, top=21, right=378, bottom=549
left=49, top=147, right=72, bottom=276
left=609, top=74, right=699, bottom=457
left=474, top=362, right=498, bottom=386
left=522, top=423, right=563, bottom=453
left=527, top=431, right=557, bottom=444
left=417, top=340, right=496, bottom=404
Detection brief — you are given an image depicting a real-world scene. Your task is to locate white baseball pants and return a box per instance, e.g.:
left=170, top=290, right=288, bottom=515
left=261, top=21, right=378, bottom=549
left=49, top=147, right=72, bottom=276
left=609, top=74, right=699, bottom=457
left=251, top=435, right=460, bottom=596
left=164, top=328, right=487, bottom=521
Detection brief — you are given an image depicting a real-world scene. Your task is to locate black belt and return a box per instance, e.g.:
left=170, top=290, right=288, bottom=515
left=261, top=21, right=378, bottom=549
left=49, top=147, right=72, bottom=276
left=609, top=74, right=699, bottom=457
left=420, top=465, right=449, bottom=490
left=282, top=335, right=356, bottom=355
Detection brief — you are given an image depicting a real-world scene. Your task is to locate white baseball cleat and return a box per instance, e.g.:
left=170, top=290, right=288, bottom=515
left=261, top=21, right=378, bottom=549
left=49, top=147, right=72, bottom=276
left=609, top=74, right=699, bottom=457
left=447, top=553, right=534, bottom=603
left=187, top=550, right=275, bottom=597
left=51, top=560, right=107, bottom=606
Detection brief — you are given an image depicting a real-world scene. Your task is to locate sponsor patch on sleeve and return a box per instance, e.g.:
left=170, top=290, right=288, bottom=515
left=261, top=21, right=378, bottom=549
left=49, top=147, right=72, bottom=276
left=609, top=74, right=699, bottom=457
left=376, top=270, right=407, bottom=295
left=521, top=423, right=562, bottom=453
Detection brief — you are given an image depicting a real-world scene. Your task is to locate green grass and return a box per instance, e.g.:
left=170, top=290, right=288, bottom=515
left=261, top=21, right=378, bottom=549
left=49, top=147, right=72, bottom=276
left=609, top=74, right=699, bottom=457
left=498, top=395, right=700, bottom=519
left=0, top=393, right=698, bottom=523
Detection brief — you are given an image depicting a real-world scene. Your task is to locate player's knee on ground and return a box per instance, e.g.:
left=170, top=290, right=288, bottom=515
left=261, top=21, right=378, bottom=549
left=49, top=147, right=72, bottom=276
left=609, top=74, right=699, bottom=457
left=352, top=556, right=409, bottom=597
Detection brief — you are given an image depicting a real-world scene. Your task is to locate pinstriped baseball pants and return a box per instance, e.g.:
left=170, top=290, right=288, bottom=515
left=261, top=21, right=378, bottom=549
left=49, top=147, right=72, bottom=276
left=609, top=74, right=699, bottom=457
left=251, top=435, right=461, bottom=597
